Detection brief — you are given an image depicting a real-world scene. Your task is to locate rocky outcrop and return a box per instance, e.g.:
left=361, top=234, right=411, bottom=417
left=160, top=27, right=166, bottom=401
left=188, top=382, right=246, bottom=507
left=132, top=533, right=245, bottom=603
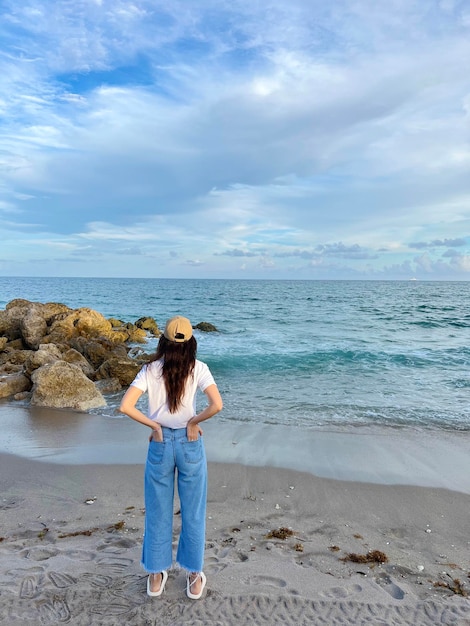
left=0, top=299, right=155, bottom=409
left=31, top=361, right=106, bottom=411
left=0, top=298, right=219, bottom=411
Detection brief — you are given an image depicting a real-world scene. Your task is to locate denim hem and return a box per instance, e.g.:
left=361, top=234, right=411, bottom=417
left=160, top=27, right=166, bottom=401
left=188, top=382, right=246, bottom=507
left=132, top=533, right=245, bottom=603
left=141, top=561, right=173, bottom=574
left=176, top=560, right=203, bottom=574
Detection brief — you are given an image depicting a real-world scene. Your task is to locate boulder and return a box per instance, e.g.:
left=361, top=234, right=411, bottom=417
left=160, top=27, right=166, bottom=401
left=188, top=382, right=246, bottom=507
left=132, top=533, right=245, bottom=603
left=45, top=308, right=115, bottom=344
left=108, top=318, right=124, bottom=327
left=94, top=377, right=122, bottom=394
left=0, top=299, right=32, bottom=340
left=194, top=321, right=218, bottom=332
left=41, top=302, right=72, bottom=323
left=5, top=338, right=26, bottom=351
left=37, top=343, right=64, bottom=359
left=68, top=337, right=128, bottom=369
left=0, top=372, right=31, bottom=399
left=31, top=361, right=106, bottom=411
left=19, top=303, right=48, bottom=349
left=0, top=337, right=7, bottom=351
left=135, top=317, right=161, bottom=336
left=0, top=348, right=33, bottom=367
left=14, top=391, right=32, bottom=401
left=107, top=320, right=149, bottom=343
left=95, top=356, right=142, bottom=386
left=125, top=327, right=148, bottom=343
left=62, top=348, right=95, bottom=377
left=24, top=349, right=59, bottom=377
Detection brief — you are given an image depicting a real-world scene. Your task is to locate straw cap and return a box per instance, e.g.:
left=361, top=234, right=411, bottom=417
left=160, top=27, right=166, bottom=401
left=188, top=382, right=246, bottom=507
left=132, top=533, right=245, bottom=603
left=164, top=316, right=193, bottom=343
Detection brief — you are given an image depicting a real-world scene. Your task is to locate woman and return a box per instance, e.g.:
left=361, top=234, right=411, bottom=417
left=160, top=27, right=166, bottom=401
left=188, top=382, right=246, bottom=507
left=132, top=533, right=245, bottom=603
left=119, top=316, right=223, bottom=600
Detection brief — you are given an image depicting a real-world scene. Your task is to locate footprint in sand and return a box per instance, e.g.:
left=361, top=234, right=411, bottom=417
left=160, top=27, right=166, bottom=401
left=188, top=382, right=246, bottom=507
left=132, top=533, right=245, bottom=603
left=96, top=556, right=133, bottom=574
left=205, top=555, right=228, bottom=574
left=48, top=571, right=77, bottom=589
left=81, top=573, right=113, bottom=587
left=321, top=584, right=363, bottom=599
left=375, top=572, right=406, bottom=599
left=244, top=575, right=288, bottom=589
left=96, top=538, right=138, bottom=553
left=19, top=574, right=41, bottom=599
left=24, top=547, right=59, bottom=561
left=37, top=596, right=71, bottom=623
left=62, top=549, right=95, bottom=561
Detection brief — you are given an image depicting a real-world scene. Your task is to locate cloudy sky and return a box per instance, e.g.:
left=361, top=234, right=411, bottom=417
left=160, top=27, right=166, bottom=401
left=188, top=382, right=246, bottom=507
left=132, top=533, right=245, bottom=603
left=1, top=0, right=469, bottom=279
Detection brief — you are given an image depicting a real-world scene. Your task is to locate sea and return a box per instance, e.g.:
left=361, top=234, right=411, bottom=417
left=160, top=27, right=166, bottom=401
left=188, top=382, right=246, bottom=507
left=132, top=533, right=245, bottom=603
left=1, top=277, right=469, bottom=434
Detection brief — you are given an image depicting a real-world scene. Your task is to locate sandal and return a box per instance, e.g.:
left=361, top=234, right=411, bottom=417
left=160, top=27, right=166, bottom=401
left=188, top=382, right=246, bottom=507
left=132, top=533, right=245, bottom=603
left=147, top=571, right=168, bottom=597
left=187, top=571, right=207, bottom=600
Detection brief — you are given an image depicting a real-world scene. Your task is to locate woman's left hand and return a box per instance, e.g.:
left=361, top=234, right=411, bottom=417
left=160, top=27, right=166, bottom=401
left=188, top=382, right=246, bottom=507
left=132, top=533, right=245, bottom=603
left=187, top=422, right=203, bottom=442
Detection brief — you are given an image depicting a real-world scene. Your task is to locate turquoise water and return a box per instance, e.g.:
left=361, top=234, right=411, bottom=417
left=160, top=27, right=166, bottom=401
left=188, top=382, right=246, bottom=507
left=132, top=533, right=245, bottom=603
left=1, top=278, right=469, bottom=431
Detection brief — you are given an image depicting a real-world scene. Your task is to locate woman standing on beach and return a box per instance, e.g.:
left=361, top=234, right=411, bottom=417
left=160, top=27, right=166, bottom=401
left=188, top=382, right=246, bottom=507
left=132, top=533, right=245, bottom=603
left=119, top=316, right=223, bottom=600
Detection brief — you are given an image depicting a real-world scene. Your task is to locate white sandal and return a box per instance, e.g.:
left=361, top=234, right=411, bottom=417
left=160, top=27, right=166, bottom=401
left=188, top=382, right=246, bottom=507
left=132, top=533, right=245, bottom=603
left=187, top=571, right=207, bottom=600
left=147, top=571, right=168, bottom=597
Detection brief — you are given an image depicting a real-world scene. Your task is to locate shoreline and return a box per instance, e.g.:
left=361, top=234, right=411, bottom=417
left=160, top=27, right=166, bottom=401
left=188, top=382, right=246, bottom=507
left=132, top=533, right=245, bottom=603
left=1, top=401, right=470, bottom=494
left=0, top=452, right=469, bottom=625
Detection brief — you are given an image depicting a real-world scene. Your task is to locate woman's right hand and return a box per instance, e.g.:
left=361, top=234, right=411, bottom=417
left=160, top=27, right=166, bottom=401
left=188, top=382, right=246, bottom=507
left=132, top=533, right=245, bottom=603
left=149, top=425, right=163, bottom=442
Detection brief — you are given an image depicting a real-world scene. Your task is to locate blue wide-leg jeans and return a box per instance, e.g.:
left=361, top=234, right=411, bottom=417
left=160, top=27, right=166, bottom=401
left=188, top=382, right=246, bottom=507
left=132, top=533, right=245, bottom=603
left=142, top=427, right=207, bottom=574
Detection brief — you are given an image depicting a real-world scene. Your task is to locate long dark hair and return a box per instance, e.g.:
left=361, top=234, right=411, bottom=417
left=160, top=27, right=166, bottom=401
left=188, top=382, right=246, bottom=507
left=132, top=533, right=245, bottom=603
left=150, top=335, right=197, bottom=413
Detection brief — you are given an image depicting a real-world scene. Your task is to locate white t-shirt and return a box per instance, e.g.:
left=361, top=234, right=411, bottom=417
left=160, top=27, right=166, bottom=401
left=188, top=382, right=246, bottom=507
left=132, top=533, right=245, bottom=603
left=130, top=359, right=216, bottom=429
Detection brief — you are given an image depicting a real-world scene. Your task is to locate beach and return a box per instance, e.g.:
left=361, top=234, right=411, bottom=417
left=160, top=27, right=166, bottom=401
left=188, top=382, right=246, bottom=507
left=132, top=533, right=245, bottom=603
left=0, top=405, right=469, bottom=625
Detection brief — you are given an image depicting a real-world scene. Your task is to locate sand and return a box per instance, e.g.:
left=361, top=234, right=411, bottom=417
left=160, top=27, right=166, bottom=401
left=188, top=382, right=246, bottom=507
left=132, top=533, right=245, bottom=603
left=1, top=448, right=469, bottom=625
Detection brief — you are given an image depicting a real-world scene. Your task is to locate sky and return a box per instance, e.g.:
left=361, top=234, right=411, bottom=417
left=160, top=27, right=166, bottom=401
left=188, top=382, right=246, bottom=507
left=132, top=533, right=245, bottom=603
left=0, top=0, right=469, bottom=280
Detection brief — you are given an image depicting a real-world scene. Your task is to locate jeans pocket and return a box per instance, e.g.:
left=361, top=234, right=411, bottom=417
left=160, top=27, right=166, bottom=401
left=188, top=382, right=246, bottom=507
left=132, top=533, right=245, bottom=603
left=147, top=440, right=165, bottom=465
left=182, top=438, right=203, bottom=464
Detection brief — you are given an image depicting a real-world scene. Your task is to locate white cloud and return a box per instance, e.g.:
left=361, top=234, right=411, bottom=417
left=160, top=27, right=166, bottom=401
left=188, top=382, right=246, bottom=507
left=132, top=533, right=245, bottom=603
left=0, top=0, right=469, bottom=278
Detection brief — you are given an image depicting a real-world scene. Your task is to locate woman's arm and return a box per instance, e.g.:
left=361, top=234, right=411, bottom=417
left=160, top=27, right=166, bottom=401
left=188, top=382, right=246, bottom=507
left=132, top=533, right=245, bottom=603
left=186, top=384, right=223, bottom=440
left=119, top=385, right=163, bottom=442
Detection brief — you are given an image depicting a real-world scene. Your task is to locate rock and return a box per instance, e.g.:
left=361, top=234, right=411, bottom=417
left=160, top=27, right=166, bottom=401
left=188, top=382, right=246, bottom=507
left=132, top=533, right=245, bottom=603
left=94, top=377, right=122, bottom=394
left=0, top=363, right=24, bottom=375
left=73, top=308, right=114, bottom=338
left=37, top=343, right=63, bottom=359
left=41, top=302, right=72, bottom=323
left=24, top=349, right=59, bottom=377
left=135, top=317, right=161, bottom=336
left=194, top=321, right=218, bottom=332
left=6, top=298, right=34, bottom=310
left=108, top=318, right=124, bottom=327
left=0, top=299, right=31, bottom=340
left=31, top=361, right=106, bottom=411
left=68, top=337, right=128, bottom=369
left=95, top=356, right=143, bottom=386
left=14, top=391, right=32, bottom=401
left=5, top=338, right=27, bottom=351
left=0, top=348, right=33, bottom=367
left=107, top=319, right=149, bottom=343
left=0, top=372, right=31, bottom=399
left=45, top=308, right=118, bottom=344
left=125, top=327, right=148, bottom=343
left=19, top=303, right=48, bottom=349
left=0, top=337, right=7, bottom=351
left=62, top=348, right=95, bottom=377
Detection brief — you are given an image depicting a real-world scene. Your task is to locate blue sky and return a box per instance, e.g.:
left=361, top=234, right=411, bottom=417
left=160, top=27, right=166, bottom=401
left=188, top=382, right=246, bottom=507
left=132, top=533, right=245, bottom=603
left=1, top=0, right=469, bottom=279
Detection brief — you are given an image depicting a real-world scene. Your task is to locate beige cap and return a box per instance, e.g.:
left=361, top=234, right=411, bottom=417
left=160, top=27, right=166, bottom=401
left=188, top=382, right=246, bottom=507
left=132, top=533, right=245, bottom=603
left=164, top=316, right=193, bottom=343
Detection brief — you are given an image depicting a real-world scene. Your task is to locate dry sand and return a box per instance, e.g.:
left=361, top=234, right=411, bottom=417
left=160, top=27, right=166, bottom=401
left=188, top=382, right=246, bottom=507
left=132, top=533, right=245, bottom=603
left=1, top=451, right=469, bottom=625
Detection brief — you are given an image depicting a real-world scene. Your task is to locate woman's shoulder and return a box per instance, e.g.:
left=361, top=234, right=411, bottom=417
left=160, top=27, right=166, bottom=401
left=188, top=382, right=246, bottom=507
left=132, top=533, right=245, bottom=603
left=145, top=359, right=163, bottom=374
